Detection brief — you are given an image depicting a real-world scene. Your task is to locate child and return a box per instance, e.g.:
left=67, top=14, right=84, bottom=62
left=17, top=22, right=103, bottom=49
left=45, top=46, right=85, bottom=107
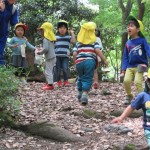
left=121, top=16, right=150, bottom=105
left=55, top=20, right=76, bottom=87
left=93, top=28, right=103, bottom=89
left=7, top=22, right=35, bottom=83
left=73, top=22, right=108, bottom=105
left=37, top=22, right=56, bottom=90
left=0, top=0, right=19, bottom=65
left=112, top=69, right=150, bottom=148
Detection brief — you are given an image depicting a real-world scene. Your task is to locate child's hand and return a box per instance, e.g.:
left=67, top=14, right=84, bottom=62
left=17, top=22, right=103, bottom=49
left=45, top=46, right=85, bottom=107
left=12, top=44, right=19, bottom=48
left=103, top=60, right=108, bottom=67
left=120, top=71, right=126, bottom=77
left=36, top=49, right=43, bottom=55
left=111, top=117, right=123, bottom=123
left=69, top=28, right=75, bottom=35
left=0, top=0, right=5, bottom=12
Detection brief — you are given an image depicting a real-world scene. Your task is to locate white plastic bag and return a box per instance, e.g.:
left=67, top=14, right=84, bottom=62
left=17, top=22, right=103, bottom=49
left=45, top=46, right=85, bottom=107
left=20, top=44, right=26, bottom=57
left=34, top=48, right=43, bottom=65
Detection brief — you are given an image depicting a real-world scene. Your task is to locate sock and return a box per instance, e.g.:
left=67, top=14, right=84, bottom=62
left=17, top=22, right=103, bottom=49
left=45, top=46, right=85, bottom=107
left=82, top=93, right=88, bottom=98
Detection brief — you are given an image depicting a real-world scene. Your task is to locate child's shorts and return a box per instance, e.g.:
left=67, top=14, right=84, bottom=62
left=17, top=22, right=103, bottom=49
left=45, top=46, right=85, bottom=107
left=144, top=129, right=150, bottom=146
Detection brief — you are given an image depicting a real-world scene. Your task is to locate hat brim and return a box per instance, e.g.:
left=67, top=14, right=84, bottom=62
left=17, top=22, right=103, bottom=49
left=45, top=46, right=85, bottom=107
left=16, top=24, right=28, bottom=30
left=37, top=27, right=43, bottom=30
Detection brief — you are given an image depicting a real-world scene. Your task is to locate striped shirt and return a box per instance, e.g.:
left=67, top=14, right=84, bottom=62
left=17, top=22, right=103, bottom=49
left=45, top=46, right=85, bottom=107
left=73, top=42, right=101, bottom=64
left=55, top=35, right=71, bottom=57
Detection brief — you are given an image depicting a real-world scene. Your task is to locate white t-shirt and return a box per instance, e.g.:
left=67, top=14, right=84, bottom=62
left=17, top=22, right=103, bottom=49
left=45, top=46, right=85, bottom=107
left=96, top=37, right=103, bottom=62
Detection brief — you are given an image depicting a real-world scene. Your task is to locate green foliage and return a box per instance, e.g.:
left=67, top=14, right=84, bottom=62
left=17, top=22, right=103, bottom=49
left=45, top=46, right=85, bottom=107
left=0, top=67, right=21, bottom=115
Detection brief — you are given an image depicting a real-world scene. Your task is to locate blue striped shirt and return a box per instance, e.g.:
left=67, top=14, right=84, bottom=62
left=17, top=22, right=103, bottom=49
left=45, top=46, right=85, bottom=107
left=55, top=35, right=71, bottom=57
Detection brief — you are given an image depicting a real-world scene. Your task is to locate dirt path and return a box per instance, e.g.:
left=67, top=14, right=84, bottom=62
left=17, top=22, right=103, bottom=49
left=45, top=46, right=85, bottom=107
left=0, top=81, right=147, bottom=150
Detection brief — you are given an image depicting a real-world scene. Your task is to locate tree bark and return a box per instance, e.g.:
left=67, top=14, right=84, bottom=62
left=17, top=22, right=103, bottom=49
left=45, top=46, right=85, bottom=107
left=137, top=0, right=145, bottom=20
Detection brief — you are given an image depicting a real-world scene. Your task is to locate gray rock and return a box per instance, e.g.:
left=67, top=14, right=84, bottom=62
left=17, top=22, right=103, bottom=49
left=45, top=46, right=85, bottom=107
left=80, top=127, right=94, bottom=132
left=104, top=124, right=133, bottom=134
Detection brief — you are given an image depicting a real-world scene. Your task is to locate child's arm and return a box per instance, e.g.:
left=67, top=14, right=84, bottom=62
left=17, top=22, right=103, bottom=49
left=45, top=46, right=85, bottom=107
left=7, top=37, right=18, bottom=48
left=70, top=29, right=76, bottom=44
left=73, top=51, right=77, bottom=64
left=95, top=48, right=108, bottom=66
left=10, top=6, right=19, bottom=26
left=111, top=105, right=135, bottom=123
left=26, top=41, right=36, bottom=51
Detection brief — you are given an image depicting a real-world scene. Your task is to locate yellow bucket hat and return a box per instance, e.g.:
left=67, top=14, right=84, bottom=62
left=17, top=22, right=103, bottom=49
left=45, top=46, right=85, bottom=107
left=37, top=22, right=56, bottom=41
left=148, top=68, right=150, bottom=78
left=77, top=22, right=97, bottom=44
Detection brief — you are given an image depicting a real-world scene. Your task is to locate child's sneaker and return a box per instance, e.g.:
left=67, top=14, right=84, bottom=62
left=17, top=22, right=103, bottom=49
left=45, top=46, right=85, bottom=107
left=80, top=93, right=88, bottom=105
left=42, top=84, right=54, bottom=90
left=57, top=81, right=62, bottom=87
left=80, top=97, right=88, bottom=105
left=63, top=80, right=69, bottom=86
left=93, top=82, right=99, bottom=89
left=124, top=95, right=133, bottom=105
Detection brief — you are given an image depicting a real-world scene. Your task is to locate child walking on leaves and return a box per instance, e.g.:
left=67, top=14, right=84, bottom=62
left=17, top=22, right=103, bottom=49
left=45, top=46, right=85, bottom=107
left=112, top=69, right=150, bottom=148
left=93, top=28, right=104, bottom=89
left=73, top=22, right=108, bottom=105
left=121, top=16, right=150, bottom=105
left=7, top=22, right=35, bottom=84
left=37, top=22, right=56, bottom=90
left=55, top=20, right=76, bottom=87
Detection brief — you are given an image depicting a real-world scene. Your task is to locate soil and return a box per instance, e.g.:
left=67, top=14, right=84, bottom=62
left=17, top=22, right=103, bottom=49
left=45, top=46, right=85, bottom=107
left=0, top=81, right=148, bottom=150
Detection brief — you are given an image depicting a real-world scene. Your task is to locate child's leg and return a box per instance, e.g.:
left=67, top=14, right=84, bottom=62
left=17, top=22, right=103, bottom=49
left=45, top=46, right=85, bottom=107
left=77, top=59, right=96, bottom=105
left=44, top=58, right=56, bottom=85
left=93, top=69, right=99, bottom=89
left=144, top=129, right=150, bottom=147
left=62, top=57, right=69, bottom=81
left=134, top=70, right=144, bottom=94
left=123, top=68, right=135, bottom=96
left=56, top=57, right=62, bottom=82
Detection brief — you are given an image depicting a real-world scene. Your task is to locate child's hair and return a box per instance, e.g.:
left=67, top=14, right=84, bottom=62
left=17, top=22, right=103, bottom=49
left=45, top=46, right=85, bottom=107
left=128, top=19, right=140, bottom=28
left=95, top=29, right=101, bottom=37
left=56, top=20, right=69, bottom=35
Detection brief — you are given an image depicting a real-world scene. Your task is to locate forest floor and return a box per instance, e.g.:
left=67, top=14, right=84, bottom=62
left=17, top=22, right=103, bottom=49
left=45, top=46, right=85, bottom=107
left=0, top=80, right=148, bottom=150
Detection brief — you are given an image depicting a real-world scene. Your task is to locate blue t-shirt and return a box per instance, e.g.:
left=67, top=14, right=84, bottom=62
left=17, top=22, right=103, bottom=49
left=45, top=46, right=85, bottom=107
left=122, top=37, right=150, bottom=71
left=7, top=36, right=35, bottom=55
left=131, top=92, right=150, bottom=130
left=55, top=35, right=71, bottom=57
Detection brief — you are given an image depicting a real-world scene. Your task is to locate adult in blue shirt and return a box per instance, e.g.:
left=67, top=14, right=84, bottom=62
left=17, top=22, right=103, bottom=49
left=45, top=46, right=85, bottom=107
left=0, top=0, right=19, bottom=65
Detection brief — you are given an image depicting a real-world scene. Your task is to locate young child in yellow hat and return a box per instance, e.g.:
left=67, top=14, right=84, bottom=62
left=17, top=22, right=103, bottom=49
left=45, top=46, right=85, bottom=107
left=121, top=16, right=150, bottom=105
left=37, top=22, right=56, bottom=90
left=55, top=20, right=76, bottom=87
left=7, top=22, right=35, bottom=84
left=112, top=69, right=150, bottom=148
left=73, top=22, right=108, bottom=105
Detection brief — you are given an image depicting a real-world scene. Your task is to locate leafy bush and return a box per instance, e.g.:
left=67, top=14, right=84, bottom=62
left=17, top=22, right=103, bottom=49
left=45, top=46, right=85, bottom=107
left=0, top=67, right=21, bottom=115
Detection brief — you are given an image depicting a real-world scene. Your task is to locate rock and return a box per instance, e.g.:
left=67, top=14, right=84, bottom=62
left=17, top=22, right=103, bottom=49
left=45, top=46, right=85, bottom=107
left=80, top=127, right=93, bottom=132
left=104, top=124, right=133, bottom=134
left=123, top=144, right=136, bottom=150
